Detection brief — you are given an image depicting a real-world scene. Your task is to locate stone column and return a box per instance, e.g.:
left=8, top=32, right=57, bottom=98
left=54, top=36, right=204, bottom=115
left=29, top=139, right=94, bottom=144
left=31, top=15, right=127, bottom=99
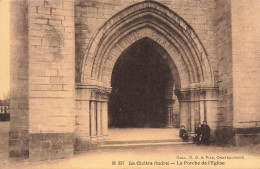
left=98, top=90, right=110, bottom=139
left=74, top=85, right=111, bottom=148
left=175, top=90, right=191, bottom=131
left=202, top=88, right=219, bottom=135
left=194, top=91, right=201, bottom=127
left=90, top=100, right=97, bottom=143
left=74, top=87, right=91, bottom=151
left=190, top=91, right=195, bottom=133
left=166, top=99, right=175, bottom=127
left=101, top=101, right=108, bottom=138
left=199, top=90, right=206, bottom=124
left=175, top=87, right=218, bottom=134
left=96, top=101, right=102, bottom=142
left=188, top=90, right=201, bottom=133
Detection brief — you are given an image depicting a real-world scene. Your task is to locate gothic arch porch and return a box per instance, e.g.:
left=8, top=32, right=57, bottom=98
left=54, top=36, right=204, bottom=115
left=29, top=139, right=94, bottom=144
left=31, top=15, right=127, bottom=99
left=109, top=37, right=175, bottom=128
left=75, top=1, right=218, bottom=149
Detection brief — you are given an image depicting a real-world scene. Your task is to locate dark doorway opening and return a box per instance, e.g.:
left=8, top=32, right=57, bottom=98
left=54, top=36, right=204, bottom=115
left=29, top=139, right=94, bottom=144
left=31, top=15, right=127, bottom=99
left=108, top=38, right=172, bottom=128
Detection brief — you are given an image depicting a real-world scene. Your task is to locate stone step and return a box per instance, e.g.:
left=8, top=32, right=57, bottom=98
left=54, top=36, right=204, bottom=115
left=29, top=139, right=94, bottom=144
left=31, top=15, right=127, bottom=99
left=104, top=138, right=182, bottom=144
left=98, top=141, right=192, bottom=149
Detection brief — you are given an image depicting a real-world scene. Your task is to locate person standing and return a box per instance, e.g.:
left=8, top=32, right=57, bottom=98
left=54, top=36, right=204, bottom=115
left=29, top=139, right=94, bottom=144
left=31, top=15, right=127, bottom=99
left=201, top=121, right=210, bottom=145
left=194, top=123, right=202, bottom=145
left=179, top=125, right=188, bottom=142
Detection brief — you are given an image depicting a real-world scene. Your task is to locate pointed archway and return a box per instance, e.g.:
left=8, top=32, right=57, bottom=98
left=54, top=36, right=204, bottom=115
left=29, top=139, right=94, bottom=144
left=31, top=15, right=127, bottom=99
left=75, top=1, right=218, bottom=149
left=109, top=38, right=174, bottom=128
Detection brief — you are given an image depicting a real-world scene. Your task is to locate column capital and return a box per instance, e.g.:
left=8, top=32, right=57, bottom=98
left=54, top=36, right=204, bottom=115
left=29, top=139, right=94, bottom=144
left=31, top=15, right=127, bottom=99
left=75, top=83, right=111, bottom=101
left=174, top=87, right=218, bottom=101
left=96, top=89, right=111, bottom=102
left=174, top=90, right=191, bottom=101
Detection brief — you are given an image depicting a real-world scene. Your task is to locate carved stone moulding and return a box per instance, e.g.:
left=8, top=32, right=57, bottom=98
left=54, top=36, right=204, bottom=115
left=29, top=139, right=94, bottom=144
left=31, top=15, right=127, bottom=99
left=75, top=83, right=111, bottom=101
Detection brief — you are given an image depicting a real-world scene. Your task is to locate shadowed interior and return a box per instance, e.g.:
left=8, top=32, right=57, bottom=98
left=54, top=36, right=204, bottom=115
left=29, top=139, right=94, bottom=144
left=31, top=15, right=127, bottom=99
left=108, top=38, right=172, bottom=128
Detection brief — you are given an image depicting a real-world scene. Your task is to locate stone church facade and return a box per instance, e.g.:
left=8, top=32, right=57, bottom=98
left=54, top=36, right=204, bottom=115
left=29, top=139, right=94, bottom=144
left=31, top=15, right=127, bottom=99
left=9, top=0, right=260, bottom=160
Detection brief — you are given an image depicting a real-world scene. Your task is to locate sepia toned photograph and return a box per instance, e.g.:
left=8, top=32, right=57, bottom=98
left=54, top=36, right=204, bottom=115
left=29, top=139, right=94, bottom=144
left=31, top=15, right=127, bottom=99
left=0, top=0, right=260, bottom=168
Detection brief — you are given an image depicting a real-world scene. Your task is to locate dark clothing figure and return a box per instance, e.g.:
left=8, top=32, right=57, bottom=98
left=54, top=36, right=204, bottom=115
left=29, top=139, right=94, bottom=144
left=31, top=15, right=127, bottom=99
left=194, top=127, right=202, bottom=145
left=201, top=123, right=210, bottom=144
left=179, top=128, right=188, bottom=142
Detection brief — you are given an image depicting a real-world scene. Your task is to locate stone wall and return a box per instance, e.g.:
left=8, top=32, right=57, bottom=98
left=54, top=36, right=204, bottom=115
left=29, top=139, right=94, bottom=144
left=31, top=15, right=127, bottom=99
left=75, top=0, right=217, bottom=83
left=9, top=0, right=260, bottom=160
left=75, top=0, right=219, bottom=140
left=232, top=0, right=260, bottom=145
left=9, top=0, right=30, bottom=157
left=215, top=0, right=233, bottom=140
left=27, top=0, right=75, bottom=160
left=10, top=0, right=76, bottom=160
left=74, top=0, right=221, bottom=139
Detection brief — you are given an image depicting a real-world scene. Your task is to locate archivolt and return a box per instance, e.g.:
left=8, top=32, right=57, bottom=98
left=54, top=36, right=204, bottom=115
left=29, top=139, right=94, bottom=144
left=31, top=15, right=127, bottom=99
left=81, top=1, right=213, bottom=89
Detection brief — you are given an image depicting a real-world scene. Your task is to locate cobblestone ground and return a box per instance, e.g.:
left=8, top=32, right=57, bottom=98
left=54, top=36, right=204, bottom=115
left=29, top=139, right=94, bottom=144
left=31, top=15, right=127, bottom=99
left=0, top=122, right=9, bottom=167
left=1, top=122, right=260, bottom=169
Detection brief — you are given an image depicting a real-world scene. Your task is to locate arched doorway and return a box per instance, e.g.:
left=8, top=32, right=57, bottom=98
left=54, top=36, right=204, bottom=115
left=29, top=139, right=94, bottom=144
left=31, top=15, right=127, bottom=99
left=75, top=1, right=217, bottom=149
left=109, top=38, right=173, bottom=128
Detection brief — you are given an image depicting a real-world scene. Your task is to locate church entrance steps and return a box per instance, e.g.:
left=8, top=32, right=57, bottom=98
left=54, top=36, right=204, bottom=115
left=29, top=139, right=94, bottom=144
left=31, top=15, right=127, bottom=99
left=98, top=139, right=192, bottom=149
left=103, top=139, right=182, bottom=145
left=97, top=128, right=191, bottom=149
left=106, top=128, right=181, bottom=141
